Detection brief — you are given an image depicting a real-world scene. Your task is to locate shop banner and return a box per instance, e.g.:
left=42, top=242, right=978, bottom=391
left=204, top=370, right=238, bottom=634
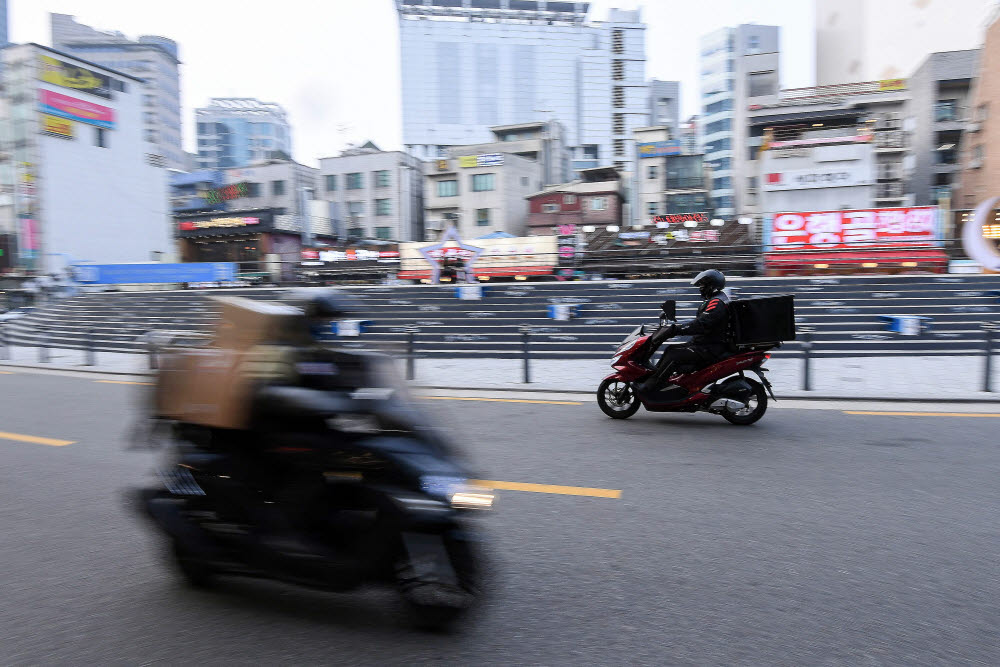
left=637, top=141, right=681, bottom=158
left=41, top=114, right=74, bottom=139
left=768, top=206, right=940, bottom=251
left=71, top=263, right=237, bottom=285
left=178, top=216, right=261, bottom=231
left=39, top=89, right=115, bottom=130
left=38, top=54, right=113, bottom=99
left=763, top=163, right=874, bottom=191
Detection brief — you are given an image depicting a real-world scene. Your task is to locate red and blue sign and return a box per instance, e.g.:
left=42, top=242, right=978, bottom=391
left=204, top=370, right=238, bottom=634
left=39, top=89, right=115, bottom=130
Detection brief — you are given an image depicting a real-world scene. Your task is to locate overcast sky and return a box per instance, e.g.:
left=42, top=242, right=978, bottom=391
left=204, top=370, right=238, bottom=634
left=10, top=0, right=815, bottom=166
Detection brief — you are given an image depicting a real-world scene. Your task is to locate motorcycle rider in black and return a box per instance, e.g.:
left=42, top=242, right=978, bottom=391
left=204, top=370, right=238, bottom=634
left=637, top=269, right=731, bottom=393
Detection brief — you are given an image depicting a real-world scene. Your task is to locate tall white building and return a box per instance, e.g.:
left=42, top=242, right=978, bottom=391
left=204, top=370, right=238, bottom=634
left=699, top=24, right=780, bottom=218
left=0, top=44, right=171, bottom=273
left=397, top=1, right=648, bottom=173
left=815, top=0, right=998, bottom=85
left=50, top=13, right=183, bottom=170
left=195, top=98, right=292, bottom=170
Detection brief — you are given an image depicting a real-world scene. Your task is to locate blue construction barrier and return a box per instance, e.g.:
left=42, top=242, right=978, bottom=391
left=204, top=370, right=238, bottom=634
left=880, top=315, right=932, bottom=336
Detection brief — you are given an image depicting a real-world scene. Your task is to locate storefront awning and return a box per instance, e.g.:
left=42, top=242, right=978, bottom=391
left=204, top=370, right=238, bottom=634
left=765, top=248, right=948, bottom=267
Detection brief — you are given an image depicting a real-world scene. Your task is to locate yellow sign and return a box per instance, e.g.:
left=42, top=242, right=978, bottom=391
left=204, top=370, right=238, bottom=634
left=458, top=155, right=478, bottom=168
left=983, top=224, right=1000, bottom=240
left=878, top=78, right=906, bottom=92
left=38, top=55, right=113, bottom=99
left=42, top=114, right=74, bottom=138
left=436, top=159, right=450, bottom=171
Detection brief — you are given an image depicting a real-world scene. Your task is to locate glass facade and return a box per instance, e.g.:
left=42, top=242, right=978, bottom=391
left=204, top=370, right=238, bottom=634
left=193, top=99, right=291, bottom=169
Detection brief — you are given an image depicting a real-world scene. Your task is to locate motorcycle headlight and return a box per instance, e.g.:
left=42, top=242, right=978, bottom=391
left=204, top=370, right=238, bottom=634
left=420, top=475, right=495, bottom=510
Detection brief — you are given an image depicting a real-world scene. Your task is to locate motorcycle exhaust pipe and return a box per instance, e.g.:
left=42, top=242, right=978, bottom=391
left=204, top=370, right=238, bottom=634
left=709, top=398, right=747, bottom=412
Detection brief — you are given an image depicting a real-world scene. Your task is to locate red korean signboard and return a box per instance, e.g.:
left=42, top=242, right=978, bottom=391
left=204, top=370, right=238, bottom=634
left=769, top=206, right=940, bottom=251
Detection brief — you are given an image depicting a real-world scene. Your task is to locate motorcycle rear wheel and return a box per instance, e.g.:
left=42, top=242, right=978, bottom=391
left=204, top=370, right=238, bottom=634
left=722, top=379, right=768, bottom=426
left=597, top=378, right=641, bottom=419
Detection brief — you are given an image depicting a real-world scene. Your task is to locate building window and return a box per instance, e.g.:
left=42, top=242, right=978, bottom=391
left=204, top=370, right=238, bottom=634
left=563, top=194, right=576, bottom=204
left=144, top=111, right=156, bottom=124
left=647, top=165, right=658, bottom=179
left=272, top=180, right=286, bottom=196
left=375, top=199, right=391, bottom=216
left=346, top=172, right=364, bottom=189
left=647, top=201, right=659, bottom=216
left=143, top=94, right=156, bottom=107
left=348, top=227, right=364, bottom=239
left=94, top=127, right=108, bottom=148
left=748, top=35, right=760, bottom=51
left=972, top=145, right=985, bottom=165
left=375, top=226, right=392, bottom=240
left=612, top=29, right=624, bottom=54
left=521, top=176, right=529, bottom=186
left=375, top=170, right=391, bottom=188
left=246, top=182, right=261, bottom=197
left=325, top=174, right=337, bottom=191
left=112, top=79, right=126, bottom=93
left=590, top=197, right=608, bottom=211
left=476, top=208, right=491, bottom=226
left=935, top=100, right=958, bottom=122
left=144, top=129, right=157, bottom=143
left=471, top=173, right=495, bottom=192
left=542, top=203, right=560, bottom=213
left=429, top=181, right=454, bottom=199
left=348, top=201, right=365, bottom=218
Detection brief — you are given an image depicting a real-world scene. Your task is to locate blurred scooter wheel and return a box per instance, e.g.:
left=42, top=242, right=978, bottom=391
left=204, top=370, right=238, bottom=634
left=597, top=378, right=641, bottom=419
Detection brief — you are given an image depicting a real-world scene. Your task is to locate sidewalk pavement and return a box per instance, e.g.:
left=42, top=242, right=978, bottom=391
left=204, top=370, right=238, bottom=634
left=1, top=344, right=997, bottom=401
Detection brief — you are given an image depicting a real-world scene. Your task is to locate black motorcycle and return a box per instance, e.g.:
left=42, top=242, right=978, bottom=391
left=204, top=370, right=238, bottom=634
left=132, top=349, right=491, bottom=630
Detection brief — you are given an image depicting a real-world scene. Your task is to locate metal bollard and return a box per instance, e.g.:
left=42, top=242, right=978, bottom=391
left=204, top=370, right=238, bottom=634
left=148, top=336, right=158, bottom=370
left=39, top=325, right=50, bottom=363
left=520, top=325, right=532, bottom=384
left=404, top=326, right=419, bottom=381
left=799, top=326, right=814, bottom=392
left=983, top=322, right=997, bottom=393
left=85, top=328, right=96, bottom=367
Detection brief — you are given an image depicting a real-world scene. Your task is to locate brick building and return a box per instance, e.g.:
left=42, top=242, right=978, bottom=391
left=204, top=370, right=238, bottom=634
left=525, top=167, right=624, bottom=236
left=957, top=9, right=1000, bottom=211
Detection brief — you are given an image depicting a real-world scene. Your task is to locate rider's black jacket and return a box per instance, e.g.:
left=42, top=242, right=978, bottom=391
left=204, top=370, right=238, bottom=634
left=675, top=290, right=731, bottom=347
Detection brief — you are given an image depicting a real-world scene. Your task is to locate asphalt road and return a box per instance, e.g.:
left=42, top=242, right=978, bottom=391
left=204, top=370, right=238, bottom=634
left=1, top=371, right=998, bottom=666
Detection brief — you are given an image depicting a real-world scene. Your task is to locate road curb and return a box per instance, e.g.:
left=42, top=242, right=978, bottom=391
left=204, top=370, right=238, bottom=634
left=2, top=363, right=996, bottom=403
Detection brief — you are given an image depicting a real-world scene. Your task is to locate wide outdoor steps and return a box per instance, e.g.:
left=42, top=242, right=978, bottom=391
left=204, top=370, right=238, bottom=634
left=5, top=275, right=999, bottom=357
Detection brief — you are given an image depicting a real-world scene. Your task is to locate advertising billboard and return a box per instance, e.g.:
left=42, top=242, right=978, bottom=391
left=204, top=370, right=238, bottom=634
left=458, top=153, right=504, bottom=168
left=637, top=141, right=682, bottom=158
left=398, top=235, right=557, bottom=278
left=39, top=89, right=115, bottom=130
left=767, top=206, right=940, bottom=251
left=41, top=114, right=73, bottom=139
left=38, top=54, right=113, bottom=99
left=178, top=216, right=261, bottom=232
left=71, top=263, right=237, bottom=285
left=762, top=163, right=875, bottom=191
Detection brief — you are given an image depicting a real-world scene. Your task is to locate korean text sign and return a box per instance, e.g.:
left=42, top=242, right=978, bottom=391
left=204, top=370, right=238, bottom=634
left=769, top=206, right=939, bottom=251
left=39, top=89, right=115, bottom=130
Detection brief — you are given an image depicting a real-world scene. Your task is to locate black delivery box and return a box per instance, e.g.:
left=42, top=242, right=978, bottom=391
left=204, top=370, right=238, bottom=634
left=730, top=295, right=796, bottom=346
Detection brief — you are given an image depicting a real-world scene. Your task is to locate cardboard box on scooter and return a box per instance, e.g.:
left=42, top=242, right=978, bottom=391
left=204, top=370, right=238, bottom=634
left=155, top=296, right=307, bottom=429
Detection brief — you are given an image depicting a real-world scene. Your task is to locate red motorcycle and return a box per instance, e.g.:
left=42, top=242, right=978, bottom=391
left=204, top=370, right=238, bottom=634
left=597, top=304, right=778, bottom=426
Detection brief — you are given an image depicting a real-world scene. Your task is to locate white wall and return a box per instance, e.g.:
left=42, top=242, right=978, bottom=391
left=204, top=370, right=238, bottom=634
left=36, top=60, right=171, bottom=271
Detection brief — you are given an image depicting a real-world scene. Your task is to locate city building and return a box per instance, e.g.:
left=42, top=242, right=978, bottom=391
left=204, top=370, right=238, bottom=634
left=169, top=169, right=225, bottom=213
left=700, top=24, right=781, bottom=218
left=0, top=44, right=171, bottom=273
left=446, top=121, right=569, bottom=187
left=747, top=80, right=911, bottom=215
left=815, top=0, right=997, bottom=85
left=222, top=158, right=318, bottom=221
left=319, top=142, right=424, bottom=242
left=648, top=79, right=681, bottom=138
left=525, top=166, right=624, bottom=235
left=634, top=126, right=710, bottom=221
left=907, top=50, right=980, bottom=207
left=958, top=9, right=1000, bottom=211
left=195, top=98, right=292, bottom=170
left=680, top=115, right=700, bottom=155
left=50, top=13, right=183, bottom=170
left=423, top=152, right=542, bottom=238
left=396, top=1, right=649, bottom=173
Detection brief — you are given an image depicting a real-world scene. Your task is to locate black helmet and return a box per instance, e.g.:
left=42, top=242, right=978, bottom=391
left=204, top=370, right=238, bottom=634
left=286, top=288, right=358, bottom=319
left=691, top=269, right=725, bottom=299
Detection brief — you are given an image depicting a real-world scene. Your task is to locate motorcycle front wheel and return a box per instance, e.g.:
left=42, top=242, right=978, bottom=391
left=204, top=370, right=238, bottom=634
left=597, top=378, right=641, bottom=419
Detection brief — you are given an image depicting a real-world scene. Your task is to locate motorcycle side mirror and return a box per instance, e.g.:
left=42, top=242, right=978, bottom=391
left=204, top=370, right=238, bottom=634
left=660, top=300, right=676, bottom=322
